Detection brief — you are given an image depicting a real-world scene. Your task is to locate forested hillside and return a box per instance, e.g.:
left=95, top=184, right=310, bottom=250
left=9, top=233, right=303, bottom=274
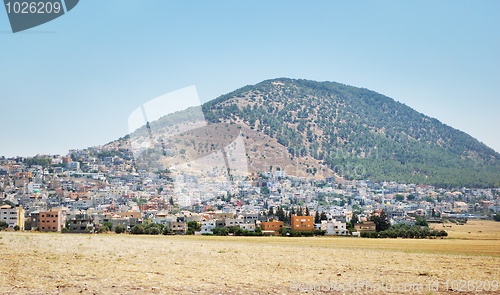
left=197, top=78, right=500, bottom=188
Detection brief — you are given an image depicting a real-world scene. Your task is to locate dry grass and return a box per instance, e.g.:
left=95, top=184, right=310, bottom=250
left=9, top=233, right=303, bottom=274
left=1, top=231, right=500, bottom=294
left=432, top=220, right=500, bottom=240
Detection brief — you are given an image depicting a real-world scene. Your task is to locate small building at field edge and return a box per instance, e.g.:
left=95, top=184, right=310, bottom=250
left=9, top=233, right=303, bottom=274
left=0, top=204, right=25, bottom=230
left=260, top=220, right=284, bottom=235
left=39, top=209, right=63, bottom=232
left=291, top=214, right=314, bottom=231
left=354, top=221, right=376, bottom=232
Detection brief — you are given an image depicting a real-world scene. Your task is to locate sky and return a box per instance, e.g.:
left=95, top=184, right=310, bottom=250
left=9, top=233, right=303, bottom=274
left=0, top=1, right=499, bottom=157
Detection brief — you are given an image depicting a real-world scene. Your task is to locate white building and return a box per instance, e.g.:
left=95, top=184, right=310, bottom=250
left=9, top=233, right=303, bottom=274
left=0, top=205, right=25, bottom=230
left=178, top=195, right=192, bottom=207
left=196, top=220, right=216, bottom=235
left=67, top=161, right=80, bottom=170
left=239, top=223, right=255, bottom=232
left=152, top=214, right=177, bottom=226
left=274, top=171, right=286, bottom=178
left=27, top=183, right=41, bottom=193
left=320, top=219, right=347, bottom=236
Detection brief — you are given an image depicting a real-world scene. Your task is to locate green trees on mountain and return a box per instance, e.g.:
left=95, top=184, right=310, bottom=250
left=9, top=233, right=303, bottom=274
left=148, top=78, right=500, bottom=188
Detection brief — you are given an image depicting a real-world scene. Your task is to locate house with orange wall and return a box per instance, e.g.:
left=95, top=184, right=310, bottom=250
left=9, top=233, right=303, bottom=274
left=39, top=209, right=63, bottom=232
left=260, top=220, right=284, bottom=235
left=291, top=214, right=314, bottom=231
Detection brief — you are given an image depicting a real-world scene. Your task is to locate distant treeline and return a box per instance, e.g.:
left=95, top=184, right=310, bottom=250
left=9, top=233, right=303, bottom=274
left=360, top=223, right=448, bottom=239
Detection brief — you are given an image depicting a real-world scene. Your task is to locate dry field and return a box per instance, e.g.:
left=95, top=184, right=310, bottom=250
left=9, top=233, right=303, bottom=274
left=1, top=228, right=500, bottom=294
left=432, top=220, right=500, bottom=240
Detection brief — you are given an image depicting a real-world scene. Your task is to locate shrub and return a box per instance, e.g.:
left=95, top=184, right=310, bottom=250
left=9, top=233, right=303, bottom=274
left=145, top=227, right=160, bottom=235
left=13, top=225, right=20, bottom=231
left=279, top=229, right=316, bottom=237
left=242, top=229, right=263, bottom=236
left=314, top=229, right=326, bottom=236
left=143, top=223, right=162, bottom=235
left=212, top=227, right=229, bottom=236
left=438, top=230, right=448, bottom=237
left=360, top=225, right=448, bottom=239
left=300, top=231, right=315, bottom=237
left=228, top=226, right=243, bottom=236
left=187, top=221, right=201, bottom=232
left=115, top=225, right=126, bottom=234
left=97, top=226, right=109, bottom=233
left=379, top=231, right=390, bottom=238
left=0, top=221, right=8, bottom=231
left=415, top=217, right=428, bottom=227
left=162, top=226, right=173, bottom=235
left=130, top=225, right=144, bottom=235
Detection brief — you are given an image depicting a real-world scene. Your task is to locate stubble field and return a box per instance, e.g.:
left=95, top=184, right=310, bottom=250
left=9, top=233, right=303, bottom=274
left=1, top=221, right=499, bottom=294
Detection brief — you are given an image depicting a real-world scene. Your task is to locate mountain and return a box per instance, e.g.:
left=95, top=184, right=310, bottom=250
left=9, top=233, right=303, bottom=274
left=122, top=78, right=500, bottom=188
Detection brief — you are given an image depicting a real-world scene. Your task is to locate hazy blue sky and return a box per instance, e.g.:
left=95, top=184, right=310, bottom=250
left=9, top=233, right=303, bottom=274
left=1, top=1, right=499, bottom=157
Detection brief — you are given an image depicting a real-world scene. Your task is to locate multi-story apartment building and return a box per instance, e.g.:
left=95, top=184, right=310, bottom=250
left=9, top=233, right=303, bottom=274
left=260, top=220, right=284, bottom=235
left=198, top=220, right=216, bottom=234
left=320, top=219, right=347, bottom=235
left=39, top=209, right=63, bottom=232
left=24, top=211, right=39, bottom=230
left=291, top=214, right=314, bottom=231
left=214, top=212, right=234, bottom=220
left=224, top=218, right=244, bottom=227
left=67, top=214, right=94, bottom=231
left=0, top=205, right=25, bottom=230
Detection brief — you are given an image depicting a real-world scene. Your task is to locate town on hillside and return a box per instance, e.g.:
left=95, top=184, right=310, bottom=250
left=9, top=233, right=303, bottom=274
left=1, top=147, right=499, bottom=236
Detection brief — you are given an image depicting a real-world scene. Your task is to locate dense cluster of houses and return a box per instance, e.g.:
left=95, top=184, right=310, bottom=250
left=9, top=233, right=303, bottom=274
left=0, top=147, right=499, bottom=235
left=0, top=204, right=349, bottom=236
